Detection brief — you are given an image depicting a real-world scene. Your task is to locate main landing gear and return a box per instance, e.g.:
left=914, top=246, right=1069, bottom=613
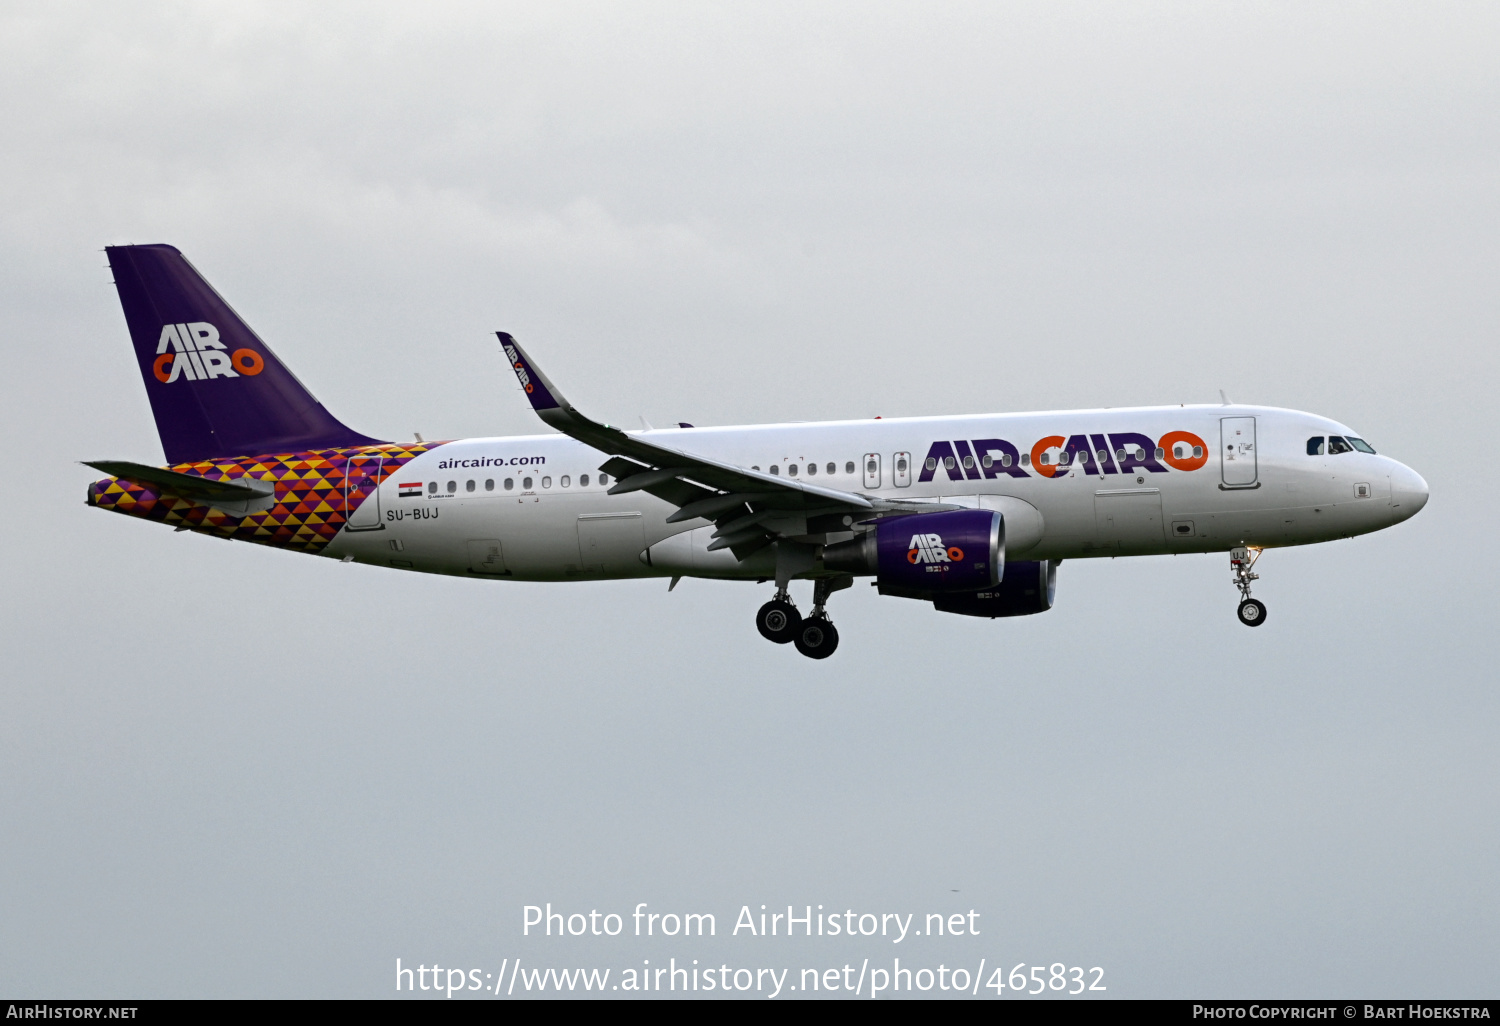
left=756, top=578, right=848, bottom=659
left=1231, top=546, right=1267, bottom=627
left=756, top=592, right=801, bottom=644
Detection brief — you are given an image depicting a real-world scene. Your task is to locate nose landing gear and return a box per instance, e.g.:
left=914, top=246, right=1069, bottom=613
left=1231, top=546, right=1267, bottom=627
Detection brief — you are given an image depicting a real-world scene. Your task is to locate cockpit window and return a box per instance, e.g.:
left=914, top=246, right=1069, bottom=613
left=1328, top=436, right=1353, bottom=455
left=1347, top=437, right=1376, bottom=454
left=1306, top=436, right=1324, bottom=456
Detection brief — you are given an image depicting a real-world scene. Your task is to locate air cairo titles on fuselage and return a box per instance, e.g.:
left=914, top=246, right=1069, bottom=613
left=914, top=434, right=1208, bottom=482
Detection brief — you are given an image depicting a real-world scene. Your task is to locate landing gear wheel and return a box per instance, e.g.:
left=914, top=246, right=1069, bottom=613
left=793, top=617, right=839, bottom=659
left=756, top=599, right=802, bottom=644
left=1237, top=598, right=1268, bottom=627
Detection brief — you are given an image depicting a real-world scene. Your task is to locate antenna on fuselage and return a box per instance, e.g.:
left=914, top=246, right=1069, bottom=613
left=1219, top=390, right=1231, bottom=406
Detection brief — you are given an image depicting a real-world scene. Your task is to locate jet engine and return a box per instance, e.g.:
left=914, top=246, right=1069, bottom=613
left=929, top=560, right=1057, bottom=618
left=822, top=509, right=1003, bottom=593
left=823, top=509, right=1056, bottom=618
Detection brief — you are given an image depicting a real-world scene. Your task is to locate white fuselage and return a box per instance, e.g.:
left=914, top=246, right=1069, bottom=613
left=323, top=404, right=1428, bottom=582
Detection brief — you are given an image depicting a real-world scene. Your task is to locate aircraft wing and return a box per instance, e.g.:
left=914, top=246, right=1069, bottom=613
left=497, top=332, right=950, bottom=557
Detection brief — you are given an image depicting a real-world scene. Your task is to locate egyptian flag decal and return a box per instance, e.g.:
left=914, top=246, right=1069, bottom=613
left=398, top=482, right=423, bottom=498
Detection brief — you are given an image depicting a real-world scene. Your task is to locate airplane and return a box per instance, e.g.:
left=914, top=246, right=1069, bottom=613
left=86, top=244, right=1429, bottom=659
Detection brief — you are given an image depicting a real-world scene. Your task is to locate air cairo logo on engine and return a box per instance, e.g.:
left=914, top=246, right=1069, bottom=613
left=151, top=322, right=264, bottom=383
left=909, top=532, right=964, bottom=566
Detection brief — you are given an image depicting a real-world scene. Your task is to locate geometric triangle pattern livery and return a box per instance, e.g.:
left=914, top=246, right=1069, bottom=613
left=86, top=442, right=445, bottom=553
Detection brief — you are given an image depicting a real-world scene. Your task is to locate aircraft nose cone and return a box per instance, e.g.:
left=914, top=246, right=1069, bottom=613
left=1390, top=464, right=1429, bottom=521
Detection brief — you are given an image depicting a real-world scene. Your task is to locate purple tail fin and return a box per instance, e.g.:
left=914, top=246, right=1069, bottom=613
left=106, top=244, right=382, bottom=463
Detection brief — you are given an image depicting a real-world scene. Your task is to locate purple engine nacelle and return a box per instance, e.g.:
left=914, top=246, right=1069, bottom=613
left=931, top=560, right=1057, bottom=618
left=823, top=509, right=1003, bottom=593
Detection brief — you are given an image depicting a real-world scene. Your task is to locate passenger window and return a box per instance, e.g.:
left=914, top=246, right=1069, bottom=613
left=826, top=462, right=835, bottom=474
left=504, top=477, right=514, bottom=490
left=1002, top=454, right=1012, bottom=467
left=788, top=464, right=798, bottom=476
left=1058, top=452, right=1070, bottom=466
left=1306, top=437, right=1324, bottom=456
left=866, top=458, right=877, bottom=475
left=561, top=475, right=570, bottom=487
left=447, top=480, right=456, bottom=493
left=1348, top=437, right=1376, bottom=454
left=845, top=461, right=855, bottom=474
left=542, top=476, right=552, bottom=488
left=806, top=462, right=817, bottom=475
left=751, top=466, right=760, bottom=472
left=925, top=457, right=937, bottom=471
left=599, top=474, right=609, bottom=485
left=769, top=465, right=779, bottom=476
left=943, top=456, right=956, bottom=470
left=428, top=482, right=437, bottom=493
left=466, top=480, right=475, bottom=492
left=1328, top=436, right=1353, bottom=455
left=1155, top=447, right=1164, bottom=459
left=1114, top=448, right=1126, bottom=462
left=1192, top=446, right=1203, bottom=458
left=1039, top=452, right=1050, bottom=465
left=1020, top=453, right=1030, bottom=466
left=523, top=476, right=533, bottom=489
left=484, top=479, right=494, bottom=491
left=580, top=474, right=589, bottom=486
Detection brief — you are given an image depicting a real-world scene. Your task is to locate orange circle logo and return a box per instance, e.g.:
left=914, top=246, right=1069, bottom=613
left=947, top=547, right=965, bottom=561
left=231, top=348, right=265, bottom=375
left=152, top=353, right=174, bottom=382
left=1159, top=430, right=1208, bottom=471
left=907, top=549, right=920, bottom=563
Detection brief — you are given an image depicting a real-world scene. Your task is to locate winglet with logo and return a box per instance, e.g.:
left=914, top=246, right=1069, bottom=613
left=497, top=332, right=565, bottom=415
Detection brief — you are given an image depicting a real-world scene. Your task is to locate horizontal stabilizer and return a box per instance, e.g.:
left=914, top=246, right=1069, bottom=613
left=85, top=459, right=276, bottom=514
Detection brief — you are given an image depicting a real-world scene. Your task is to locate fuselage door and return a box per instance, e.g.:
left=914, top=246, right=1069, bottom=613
left=1220, top=417, right=1258, bottom=487
left=863, top=453, right=881, bottom=489
left=344, top=455, right=384, bottom=530
left=1095, top=489, right=1166, bottom=551
left=577, top=512, right=646, bottom=573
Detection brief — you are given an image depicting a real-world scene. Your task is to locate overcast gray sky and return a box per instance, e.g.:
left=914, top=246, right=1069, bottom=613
left=1, top=1, right=1496, bottom=999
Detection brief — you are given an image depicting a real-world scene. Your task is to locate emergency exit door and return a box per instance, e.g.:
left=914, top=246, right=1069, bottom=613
left=344, top=455, right=384, bottom=530
left=1220, top=417, right=1258, bottom=487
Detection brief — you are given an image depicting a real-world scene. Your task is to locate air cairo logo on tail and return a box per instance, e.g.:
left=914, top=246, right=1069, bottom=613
left=909, top=533, right=964, bottom=565
left=152, top=322, right=264, bottom=384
